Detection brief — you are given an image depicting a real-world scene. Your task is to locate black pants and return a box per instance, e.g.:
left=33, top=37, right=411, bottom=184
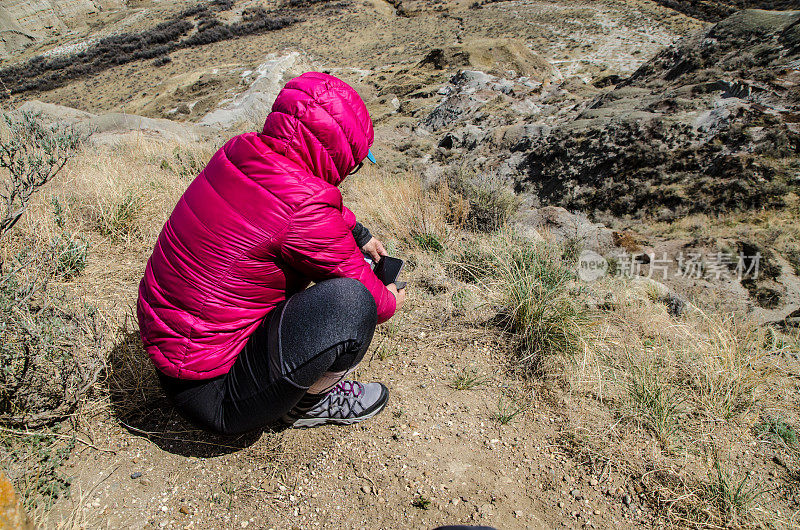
left=157, top=278, right=378, bottom=435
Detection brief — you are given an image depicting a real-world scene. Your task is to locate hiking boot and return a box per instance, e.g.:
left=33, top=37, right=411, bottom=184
left=283, top=380, right=389, bottom=428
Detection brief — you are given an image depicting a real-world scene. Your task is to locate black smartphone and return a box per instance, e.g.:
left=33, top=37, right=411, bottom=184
left=374, top=256, right=404, bottom=287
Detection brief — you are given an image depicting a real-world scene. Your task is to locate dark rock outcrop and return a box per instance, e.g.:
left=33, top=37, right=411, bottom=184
left=517, top=10, right=800, bottom=220
left=654, top=1, right=800, bottom=22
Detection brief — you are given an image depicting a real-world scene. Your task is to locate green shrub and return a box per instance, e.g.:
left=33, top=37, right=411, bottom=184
left=0, top=113, right=101, bottom=429
left=451, top=288, right=470, bottom=310
left=0, top=428, right=74, bottom=513
left=496, top=236, right=592, bottom=373
left=0, top=250, right=105, bottom=428
left=412, top=495, right=431, bottom=510
left=411, top=230, right=444, bottom=253
left=49, top=197, right=89, bottom=279
left=0, top=113, right=84, bottom=238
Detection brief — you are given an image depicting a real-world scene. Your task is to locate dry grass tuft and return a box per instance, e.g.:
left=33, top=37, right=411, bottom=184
left=490, top=231, right=593, bottom=376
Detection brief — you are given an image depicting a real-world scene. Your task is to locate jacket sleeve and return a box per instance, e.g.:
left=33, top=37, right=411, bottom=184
left=351, top=222, right=373, bottom=248
left=280, top=194, right=397, bottom=324
left=341, top=205, right=357, bottom=230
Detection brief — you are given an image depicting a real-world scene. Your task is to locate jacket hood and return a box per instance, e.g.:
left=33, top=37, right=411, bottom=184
left=260, top=72, right=374, bottom=186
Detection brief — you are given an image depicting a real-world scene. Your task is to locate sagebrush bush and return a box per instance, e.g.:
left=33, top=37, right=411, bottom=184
left=0, top=113, right=102, bottom=429
left=0, top=113, right=84, bottom=237
left=212, top=0, right=236, bottom=10
left=0, top=248, right=105, bottom=428
left=447, top=169, right=518, bottom=232
left=153, top=55, right=172, bottom=67
left=0, top=8, right=298, bottom=97
left=755, top=415, right=797, bottom=447
left=0, top=428, right=74, bottom=514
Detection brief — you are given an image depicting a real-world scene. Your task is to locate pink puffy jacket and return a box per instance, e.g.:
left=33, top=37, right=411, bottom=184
left=137, top=72, right=397, bottom=380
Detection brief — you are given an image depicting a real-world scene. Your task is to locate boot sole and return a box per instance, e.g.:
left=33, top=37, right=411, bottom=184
left=290, top=383, right=389, bottom=428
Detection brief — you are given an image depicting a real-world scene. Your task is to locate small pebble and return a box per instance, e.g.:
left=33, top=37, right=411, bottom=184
left=130, top=472, right=142, bottom=479
left=623, top=494, right=632, bottom=507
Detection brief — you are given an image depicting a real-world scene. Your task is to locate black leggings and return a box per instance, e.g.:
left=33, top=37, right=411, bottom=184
left=157, top=278, right=378, bottom=435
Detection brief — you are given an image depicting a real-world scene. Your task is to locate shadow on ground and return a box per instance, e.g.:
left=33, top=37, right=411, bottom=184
left=106, top=330, right=269, bottom=457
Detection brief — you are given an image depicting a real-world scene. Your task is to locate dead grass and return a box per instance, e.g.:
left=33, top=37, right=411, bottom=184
left=342, top=167, right=469, bottom=255
left=555, top=276, right=797, bottom=526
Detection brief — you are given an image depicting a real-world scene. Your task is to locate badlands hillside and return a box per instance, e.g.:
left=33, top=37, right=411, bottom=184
left=0, top=0, right=799, bottom=528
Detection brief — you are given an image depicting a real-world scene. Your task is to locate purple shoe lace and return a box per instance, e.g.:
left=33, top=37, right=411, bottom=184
left=331, top=380, right=363, bottom=397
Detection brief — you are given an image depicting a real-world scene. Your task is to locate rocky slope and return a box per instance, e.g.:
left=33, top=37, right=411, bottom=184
left=517, top=9, right=800, bottom=220
left=0, top=0, right=126, bottom=57
left=416, top=9, right=800, bottom=319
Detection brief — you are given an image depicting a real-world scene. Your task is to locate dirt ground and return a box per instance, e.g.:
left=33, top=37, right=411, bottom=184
left=47, top=270, right=655, bottom=529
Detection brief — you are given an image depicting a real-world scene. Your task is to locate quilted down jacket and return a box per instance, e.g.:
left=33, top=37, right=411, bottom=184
left=137, top=72, right=397, bottom=380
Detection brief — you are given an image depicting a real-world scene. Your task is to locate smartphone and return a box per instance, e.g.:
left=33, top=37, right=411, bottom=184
left=374, top=256, right=404, bottom=287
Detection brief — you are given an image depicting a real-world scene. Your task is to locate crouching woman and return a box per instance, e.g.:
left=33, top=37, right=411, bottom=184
left=137, top=72, right=405, bottom=435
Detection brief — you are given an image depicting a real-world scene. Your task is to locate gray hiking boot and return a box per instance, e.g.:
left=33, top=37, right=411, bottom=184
left=283, top=380, right=389, bottom=428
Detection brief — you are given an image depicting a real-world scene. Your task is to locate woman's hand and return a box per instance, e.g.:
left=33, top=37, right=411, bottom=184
left=361, top=237, right=388, bottom=263
left=387, top=283, right=406, bottom=312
